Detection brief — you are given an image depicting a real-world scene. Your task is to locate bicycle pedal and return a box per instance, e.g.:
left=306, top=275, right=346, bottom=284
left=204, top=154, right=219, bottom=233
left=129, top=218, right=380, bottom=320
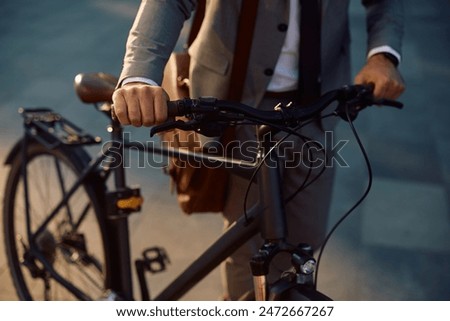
left=138, top=247, right=170, bottom=274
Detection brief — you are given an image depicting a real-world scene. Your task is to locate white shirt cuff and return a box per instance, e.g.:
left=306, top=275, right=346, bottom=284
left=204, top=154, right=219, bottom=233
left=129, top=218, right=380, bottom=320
left=121, top=77, right=159, bottom=87
left=367, top=45, right=401, bottom=64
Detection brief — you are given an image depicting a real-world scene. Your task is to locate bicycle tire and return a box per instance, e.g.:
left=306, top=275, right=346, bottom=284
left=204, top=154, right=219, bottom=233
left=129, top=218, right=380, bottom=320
left=269, top=277, right=332, bottom=301
left=3, top=139, right=111, bottom=300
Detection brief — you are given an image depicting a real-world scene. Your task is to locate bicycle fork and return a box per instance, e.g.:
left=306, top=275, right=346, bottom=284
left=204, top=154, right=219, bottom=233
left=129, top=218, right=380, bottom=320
left=250, top=242, right=317, bottom=301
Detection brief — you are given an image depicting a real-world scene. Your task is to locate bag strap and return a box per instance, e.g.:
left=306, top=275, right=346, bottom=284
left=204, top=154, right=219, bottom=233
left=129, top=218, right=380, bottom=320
left=298, top=0, right=322, bottom=105
left=186, top=0, right=259, bottom=101
left=227, top=0, right=260, bottom=101
left=187, top=0, right=206, bottom=47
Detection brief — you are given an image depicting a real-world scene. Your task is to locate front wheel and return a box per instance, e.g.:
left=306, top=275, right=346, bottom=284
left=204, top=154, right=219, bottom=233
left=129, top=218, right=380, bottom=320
left=269, top=277, right=332, bottom=301
left=3, top=139, right=110, bottom=300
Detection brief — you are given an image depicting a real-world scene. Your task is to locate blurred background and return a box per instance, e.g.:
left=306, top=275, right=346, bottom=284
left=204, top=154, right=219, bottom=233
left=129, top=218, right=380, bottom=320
left=0, top=0, right=449, bottom=300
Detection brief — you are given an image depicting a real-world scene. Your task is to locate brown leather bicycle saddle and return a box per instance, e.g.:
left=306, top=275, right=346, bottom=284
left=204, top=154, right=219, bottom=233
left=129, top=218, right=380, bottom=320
left=74, top=72, right=118, bottom=103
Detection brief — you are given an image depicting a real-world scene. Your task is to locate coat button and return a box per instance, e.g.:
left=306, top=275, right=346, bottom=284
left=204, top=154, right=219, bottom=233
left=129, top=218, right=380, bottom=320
left=264, top=68, right=274, bottom=76
left=278, top=23, right=288, bottom=32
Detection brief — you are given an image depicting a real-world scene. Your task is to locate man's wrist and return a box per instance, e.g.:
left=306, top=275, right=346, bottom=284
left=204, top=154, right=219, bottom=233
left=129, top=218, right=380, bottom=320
left=367, top=45, right=401, bottom=68
left=121, top=76, right=159, bottom=87
left=379, top=52, right=399, bottom=67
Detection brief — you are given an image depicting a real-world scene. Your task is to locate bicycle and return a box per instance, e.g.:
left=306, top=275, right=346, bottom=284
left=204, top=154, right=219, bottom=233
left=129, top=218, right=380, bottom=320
left=2, top=72, right=402, bottom=301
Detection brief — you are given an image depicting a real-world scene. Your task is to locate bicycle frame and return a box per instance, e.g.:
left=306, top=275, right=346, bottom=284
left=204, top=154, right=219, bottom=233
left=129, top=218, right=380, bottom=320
left=107, top=119, right=290, bottom=300
left=13, top=108, right=321, bottom=301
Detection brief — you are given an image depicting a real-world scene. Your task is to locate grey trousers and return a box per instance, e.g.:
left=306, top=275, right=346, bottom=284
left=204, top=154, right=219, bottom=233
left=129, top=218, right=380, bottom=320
left=221, top=96, right=336, bottom=300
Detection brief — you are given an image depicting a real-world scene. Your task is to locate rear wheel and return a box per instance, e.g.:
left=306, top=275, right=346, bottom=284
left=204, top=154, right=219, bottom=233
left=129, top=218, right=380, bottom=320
left=3, top=140, right=110, bottom=300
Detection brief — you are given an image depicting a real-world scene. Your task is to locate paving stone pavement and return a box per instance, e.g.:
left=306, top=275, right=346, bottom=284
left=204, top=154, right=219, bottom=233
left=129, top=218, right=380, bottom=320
left=0, top=0, right=449, bottom=301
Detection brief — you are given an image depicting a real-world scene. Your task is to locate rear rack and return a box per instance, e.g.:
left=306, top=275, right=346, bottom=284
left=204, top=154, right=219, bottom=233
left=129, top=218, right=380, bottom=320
left=20, top=107, right=101, bottom=149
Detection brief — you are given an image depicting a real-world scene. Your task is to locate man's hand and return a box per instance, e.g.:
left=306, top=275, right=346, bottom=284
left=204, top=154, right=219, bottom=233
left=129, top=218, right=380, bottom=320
left=112, top=83, right=169, bottom=127
left=354, top=54, right=405, bottom=100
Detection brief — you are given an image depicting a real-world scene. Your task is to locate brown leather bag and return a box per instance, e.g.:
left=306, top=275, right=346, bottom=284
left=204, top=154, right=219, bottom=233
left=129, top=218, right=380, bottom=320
left=160, top=0, right=259, bottom=214
left=160, top=130, right=230, bottom=214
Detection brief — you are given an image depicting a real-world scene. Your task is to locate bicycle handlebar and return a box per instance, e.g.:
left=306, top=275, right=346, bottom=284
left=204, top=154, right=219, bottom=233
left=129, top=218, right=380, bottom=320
left=150, top=84, right=403, bottom=137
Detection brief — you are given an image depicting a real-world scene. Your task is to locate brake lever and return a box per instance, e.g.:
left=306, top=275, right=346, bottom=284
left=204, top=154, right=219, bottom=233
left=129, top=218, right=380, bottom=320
left=374, top=98, right=404, bottom=109
left=334, top=98, right=368, bottom=122
left=150, top=119, right=197, bottom=137
left=336, top=96, right=404, bottom=122
left=150, top=117, right=228, bottom=138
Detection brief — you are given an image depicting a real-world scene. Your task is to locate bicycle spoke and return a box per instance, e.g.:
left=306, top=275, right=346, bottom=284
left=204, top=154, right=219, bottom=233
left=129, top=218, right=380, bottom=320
left=73, top=203, right=92, bottom=231
left=54, top=155, right=76, bottom=227
left=5, top=143, right=108, bottom=300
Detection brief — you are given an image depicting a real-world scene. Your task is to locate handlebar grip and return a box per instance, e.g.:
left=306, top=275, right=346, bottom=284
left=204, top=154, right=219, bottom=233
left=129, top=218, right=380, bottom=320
left=167, top=100, right=186, bottom=117
left=354, top=83, right=403, bottom=108
left=365, top=82, right=375, bottom=93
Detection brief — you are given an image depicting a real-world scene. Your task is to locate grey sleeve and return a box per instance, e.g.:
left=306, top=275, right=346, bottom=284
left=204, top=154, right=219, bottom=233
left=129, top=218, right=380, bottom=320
left=362, top=0, right=404, bottom=56
left=118, top=0, right=196, bottom=85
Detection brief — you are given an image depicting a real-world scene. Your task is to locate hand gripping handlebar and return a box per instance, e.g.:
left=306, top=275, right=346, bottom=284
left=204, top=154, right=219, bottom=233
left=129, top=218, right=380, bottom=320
left=150, top=84, right=403, bottom=137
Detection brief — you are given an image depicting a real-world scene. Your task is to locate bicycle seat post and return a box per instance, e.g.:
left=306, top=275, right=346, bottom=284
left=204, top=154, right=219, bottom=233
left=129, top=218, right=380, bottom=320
left=104, top=118, right=134, bottom=299
left=110, top=119, right=127, bottom=188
